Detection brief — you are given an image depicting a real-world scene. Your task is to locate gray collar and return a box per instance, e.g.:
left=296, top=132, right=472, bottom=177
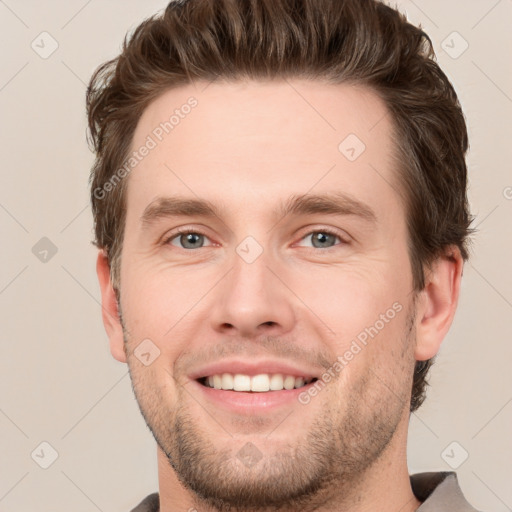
left=412, top=472, right=480, bottom=511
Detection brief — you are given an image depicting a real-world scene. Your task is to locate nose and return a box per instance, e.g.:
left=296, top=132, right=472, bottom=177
left=209, top=246, right=296, bottom=338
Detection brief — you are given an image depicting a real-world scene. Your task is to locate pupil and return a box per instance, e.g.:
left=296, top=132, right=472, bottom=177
left=314, top=232, right=332, bottom=248
left=183, top=233, right=201, bottom=248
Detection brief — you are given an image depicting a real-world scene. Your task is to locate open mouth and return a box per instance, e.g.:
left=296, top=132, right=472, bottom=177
left=197, top=373, right=318, bottom=392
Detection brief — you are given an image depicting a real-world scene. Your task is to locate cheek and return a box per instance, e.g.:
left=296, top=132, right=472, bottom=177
left=120, top=261, right=214, bottom=336
left=287, top=263, right=413, bottom=390
left=330, top=306, right=415, bottom=416
left=126, top=356, right=179, bottom=430
left=286, top=264, right=405, bottom=334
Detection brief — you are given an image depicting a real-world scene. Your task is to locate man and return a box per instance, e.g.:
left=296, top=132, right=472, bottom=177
left=87, top=0, right=479, bottom=510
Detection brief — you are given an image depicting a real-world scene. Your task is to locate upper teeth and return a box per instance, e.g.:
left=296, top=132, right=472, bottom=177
left=204, top=373, right=313, bottom=392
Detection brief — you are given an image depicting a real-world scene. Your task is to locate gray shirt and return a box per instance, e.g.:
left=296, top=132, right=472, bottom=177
left=130, top=471, right=481, bottom=511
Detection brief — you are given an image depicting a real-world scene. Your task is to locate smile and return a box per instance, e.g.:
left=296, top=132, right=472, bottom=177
left=198, top=373, right=318, bottom=392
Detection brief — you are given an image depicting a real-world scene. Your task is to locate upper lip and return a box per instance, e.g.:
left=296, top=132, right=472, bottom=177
left=188, top=359, right=323, bottom=381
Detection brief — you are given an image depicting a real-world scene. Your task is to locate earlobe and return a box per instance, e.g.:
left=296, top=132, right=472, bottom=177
left=414, top=247, right=464, bottom=361
left=96, top=250, right=127, bottom=363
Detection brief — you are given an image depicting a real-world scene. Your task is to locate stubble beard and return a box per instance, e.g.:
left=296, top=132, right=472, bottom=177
left=122, top=307, right=416, bottom=512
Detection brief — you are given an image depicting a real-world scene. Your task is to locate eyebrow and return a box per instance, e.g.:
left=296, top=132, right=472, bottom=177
left=140, top=192, right=377, bottom=229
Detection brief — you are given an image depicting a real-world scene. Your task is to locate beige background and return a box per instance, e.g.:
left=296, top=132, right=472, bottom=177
left=0, top=0, right=511, bottom=510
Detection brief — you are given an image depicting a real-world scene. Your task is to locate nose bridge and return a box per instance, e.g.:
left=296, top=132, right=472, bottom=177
left=236, top=244, right=269, bottom=290
left=225, top=215, right=275, bottom=293
left=227, top=236, right=274, bottom=307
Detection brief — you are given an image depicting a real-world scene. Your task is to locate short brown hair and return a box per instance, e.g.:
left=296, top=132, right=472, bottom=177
left=86, top=0, right=473, bottom=412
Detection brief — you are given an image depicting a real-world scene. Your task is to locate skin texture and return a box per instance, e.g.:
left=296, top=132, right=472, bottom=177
left=96, top=79, right=463, bottom=512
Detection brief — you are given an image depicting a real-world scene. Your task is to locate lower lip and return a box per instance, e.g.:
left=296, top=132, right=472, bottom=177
left=191, top=379, right=316, bottom=413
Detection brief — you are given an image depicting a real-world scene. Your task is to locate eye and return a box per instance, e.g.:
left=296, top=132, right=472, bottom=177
left=163, top=228, right=347, bottom=251
left=296, top=229, right=346, bottom=249
left=165, top=229, right=213, bottom=250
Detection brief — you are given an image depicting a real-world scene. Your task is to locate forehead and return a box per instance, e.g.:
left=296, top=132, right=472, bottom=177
left=126, top=79, right=401, bottom=222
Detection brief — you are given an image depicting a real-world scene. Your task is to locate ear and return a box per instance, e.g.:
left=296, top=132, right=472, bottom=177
left=96, top=249, right=127, bottom=363
left=414, top=246, right=464, bottom=361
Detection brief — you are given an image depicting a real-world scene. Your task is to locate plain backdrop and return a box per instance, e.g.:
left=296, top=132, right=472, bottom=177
left=0, top=0, right=511, bottom=510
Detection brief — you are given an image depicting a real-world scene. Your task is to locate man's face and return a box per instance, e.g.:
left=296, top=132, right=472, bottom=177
left=116, top=80, right=419, bottom=509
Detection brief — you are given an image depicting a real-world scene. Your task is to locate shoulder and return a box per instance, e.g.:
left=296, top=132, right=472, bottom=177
left=129, top=492, right=160, bottom=512
left=411, top=472, right=483, bottom=512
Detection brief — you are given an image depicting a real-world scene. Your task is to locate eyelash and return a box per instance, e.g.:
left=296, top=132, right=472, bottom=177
left=162, top=226, right=348, bottom=250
